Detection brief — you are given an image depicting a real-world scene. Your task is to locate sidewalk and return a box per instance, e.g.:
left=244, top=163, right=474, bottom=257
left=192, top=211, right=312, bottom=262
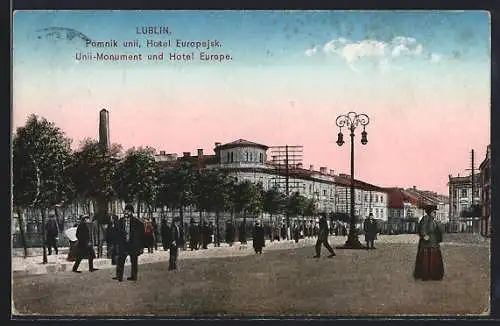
left=12, top=235, right=422, bottom=276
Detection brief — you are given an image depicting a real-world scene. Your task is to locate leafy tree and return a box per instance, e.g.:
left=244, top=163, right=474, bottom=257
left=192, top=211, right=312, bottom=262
left=304, top=198, right=318, bottom=218
left=234, top=180, right=264, bottom=224
left=197, top=170, right=234, bottom=246
left=69, top=138, right=121, bottom=256
left=287, top=192, right=308, bottom=222
left=114, top=147, right=158, bottom=219
left=263, top=187, right=287, bottom=224
left=156, top=160, right=194, bottom=240
left=12, top=115, right=72, bottom=263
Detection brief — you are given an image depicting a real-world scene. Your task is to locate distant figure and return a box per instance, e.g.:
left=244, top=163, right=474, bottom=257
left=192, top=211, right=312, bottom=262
left=189, top=218, right=200, bottom=250
left=225, top=220, right=235, bottom=246
left=45, top=216, right=59, bottom=255
left=252, top=220, right=265, bottom=254
left=201, top=220, right=210, bottom=249
left=238, top=222, right=247, bottom=244
left=313, top=215, right=336, bottom=259
left=280, top=223, right=287, bottom=240
left=413, top=205, right=444, bottom=281
left=72, top=216, right=97, bottom=273
left=292, top=223, right=300, bottom=243
left=168, top=217, right=184, bottom=270
left=113, top=204, right=144, bottom=282
left=151, top=217, right=159, bottom=251
left=161, top=217, right=171, bottom=251
left=363, top=213, right=378, bottom=249
left=144, top=218, right=155, bottom=253
left=106, top=215, right=120, bottom=265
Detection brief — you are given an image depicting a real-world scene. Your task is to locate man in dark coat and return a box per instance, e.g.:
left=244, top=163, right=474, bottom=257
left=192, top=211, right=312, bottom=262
left=113, top=204, right=144, bottom=282
left=225, top=220, right=235, bottom=246
left=45, top=216, right=59, bottom=255
left=313, top=215, right=336, bottom=258
left=167, top=217, right=184, bottom=270
left=72, top=216, right=97, bottom=273
left=189, top=218, right=199, bottom=250
left=238, top=221, right=247, bottom=244
left=161, top=217, right=171, bottom=251
left=363, top=213, right=378, bottom=249
left=151, top=217, right=159, bottom=251
left=252, top=220, right=265, bottom=254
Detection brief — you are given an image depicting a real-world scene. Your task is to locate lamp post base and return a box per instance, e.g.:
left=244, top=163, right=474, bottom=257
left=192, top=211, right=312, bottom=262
left=336, top=236, right=366, bottom=250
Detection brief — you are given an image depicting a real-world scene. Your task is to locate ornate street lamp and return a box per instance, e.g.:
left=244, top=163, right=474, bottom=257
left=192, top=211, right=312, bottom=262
left=335, top=112, right=370, bottom=249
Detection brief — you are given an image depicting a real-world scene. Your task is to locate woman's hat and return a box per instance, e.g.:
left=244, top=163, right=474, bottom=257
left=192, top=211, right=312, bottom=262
left=423, top=204, right=438, bottom=212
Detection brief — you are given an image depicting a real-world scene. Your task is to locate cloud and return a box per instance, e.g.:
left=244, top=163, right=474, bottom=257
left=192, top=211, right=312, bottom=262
left=306, top=36, right=442, bottom=72
left=430, top=53, right=442, bottom=63
left=305, top=46, right=318, bottom=57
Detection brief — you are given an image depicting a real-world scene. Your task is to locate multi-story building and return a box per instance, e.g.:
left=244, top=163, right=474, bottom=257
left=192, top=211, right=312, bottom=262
left=155, top=139, right=389, bottom=227
left=405, top=187, right=450, bottom=225
left=448, top=173, right=482, bottom=233
left=479, top=145, right=491, bottom=237
left=384, top=188, right=422, bottom=234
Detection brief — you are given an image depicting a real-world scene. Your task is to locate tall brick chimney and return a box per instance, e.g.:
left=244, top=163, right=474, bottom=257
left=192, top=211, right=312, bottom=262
left=197, top=149, right=204, bottom=157
left=309, top=165, right=314, bottom=171
left=99, top=109, right=110, bottom=151
left=320, top=167, right=327, bottom=174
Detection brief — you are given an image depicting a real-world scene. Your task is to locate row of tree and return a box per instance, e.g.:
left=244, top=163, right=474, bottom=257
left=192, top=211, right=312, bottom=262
left=13, top=115, right=319, bottom=261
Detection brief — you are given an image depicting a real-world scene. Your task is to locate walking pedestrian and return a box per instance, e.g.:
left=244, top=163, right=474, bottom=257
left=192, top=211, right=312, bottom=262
left=313, top=215, right=336, bottom=259
left=72, top=216, right=97, bottom=273
left=252, top=220, right=265, bottom=254
left=168, top=217, right=184, bottom=270
left=113, top=204, right=144, bottom=282
left=363, top=213, right=378, bottom=249
left=413, top=205, right=444, bottom=281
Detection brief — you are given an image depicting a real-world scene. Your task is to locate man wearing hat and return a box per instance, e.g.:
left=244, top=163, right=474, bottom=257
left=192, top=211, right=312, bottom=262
left=252, top=220, right=265, bottom=254
left=363, top=213, right=378, bottom=250
left=113, top=204, right=144, bottom=281
left=72, top=216, right=97, bottom=273
left=313, top=214, right=336, bottom=258
left=167, top=217, right=184, bottom=270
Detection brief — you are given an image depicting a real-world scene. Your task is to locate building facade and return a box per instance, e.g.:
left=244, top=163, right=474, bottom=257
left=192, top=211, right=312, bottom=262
left=448, top=173, right=482, bottom=233
left=479, top=145, right=491, bottom=237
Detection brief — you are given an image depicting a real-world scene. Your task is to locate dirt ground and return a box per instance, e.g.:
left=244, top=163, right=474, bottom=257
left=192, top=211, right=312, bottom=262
left=12, top=241, right=490, bottom=317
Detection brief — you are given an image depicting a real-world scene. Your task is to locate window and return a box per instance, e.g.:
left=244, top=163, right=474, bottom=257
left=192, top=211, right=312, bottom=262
left=259, top=153, right=263, bottom=163
left=230, top=152, right=234, bottom=163
left=226, top=152, right=230, bottom=163
left=365, top=194, right=368, bottom=202
left=246, top=152, right=249, bottom=161
left=461, top=189, right=467, bottom=197
left=323, top=189, right=327, bottom=196
left=250, top=152, right=253, bottom=161
left=380, top=195, right=383, bottom=202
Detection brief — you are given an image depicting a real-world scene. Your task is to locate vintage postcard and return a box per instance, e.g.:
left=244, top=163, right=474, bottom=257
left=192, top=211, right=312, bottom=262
left=12, top=10, right=491, bottom=317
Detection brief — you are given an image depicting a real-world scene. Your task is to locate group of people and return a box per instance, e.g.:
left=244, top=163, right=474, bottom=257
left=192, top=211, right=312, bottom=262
left=72, top=204, right=184, bottom=280
left=68, top=203, right=445, bottom=283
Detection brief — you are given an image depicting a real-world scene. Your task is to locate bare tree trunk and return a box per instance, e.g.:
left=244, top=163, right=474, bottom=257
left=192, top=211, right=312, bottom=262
left=216, top=210, right=220, bottom=247
left=16, top=207, right=29, bottom=258
left=41, top=208, right=48, bottom=264
left=180, top=205, right=185, bottom=249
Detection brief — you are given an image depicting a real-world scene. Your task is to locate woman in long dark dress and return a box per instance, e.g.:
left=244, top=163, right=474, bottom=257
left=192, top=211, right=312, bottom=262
left=252, top=220, right=265, bottom=254
left=413, top=205, right=444, bottom=281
